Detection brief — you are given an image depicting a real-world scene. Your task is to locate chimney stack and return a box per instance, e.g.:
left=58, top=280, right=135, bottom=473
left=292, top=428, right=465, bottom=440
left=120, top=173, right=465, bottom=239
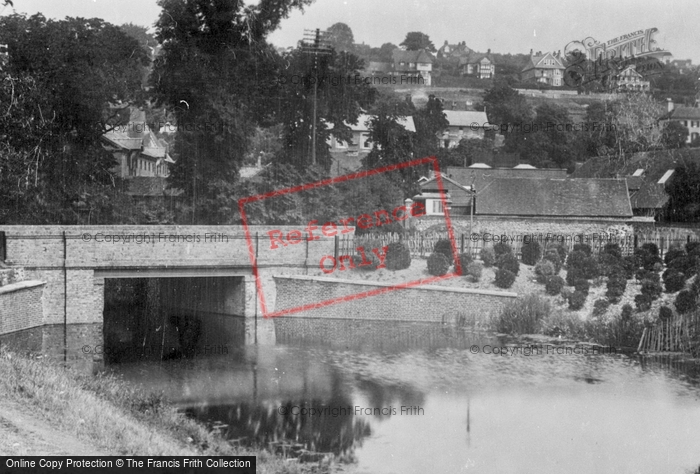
left=257, top=152, right=262, bottom=168
left=530, top=48, right=533, bottom=56
left=667, top=98, right=674, bottom=113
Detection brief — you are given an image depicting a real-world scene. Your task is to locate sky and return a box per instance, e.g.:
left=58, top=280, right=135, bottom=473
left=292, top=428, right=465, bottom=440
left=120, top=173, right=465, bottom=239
left=2, top=0, right=699, bottom=64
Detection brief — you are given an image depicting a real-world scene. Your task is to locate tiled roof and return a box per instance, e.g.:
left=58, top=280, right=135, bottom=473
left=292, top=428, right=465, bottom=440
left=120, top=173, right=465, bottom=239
left=445, top=166, right=567, bottom=186
left=443, top=110, right=489, bottom=127
left=630, top=184, right=669, bottom=210
left=666, top=106, right=700, bottom=120
left=459, top=52, right=494, bottom=66
left=522, top=53, right=565, bottom=72
left=392, top=49, right=434, bottom=65
left=475, top=178, right=632, bottom=217
left=625, top=175, right=644, bottom=191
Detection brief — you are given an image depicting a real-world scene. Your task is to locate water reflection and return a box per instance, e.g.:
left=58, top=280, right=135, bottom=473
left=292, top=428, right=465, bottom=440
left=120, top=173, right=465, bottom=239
left=6, top=317, right=700, bottom=473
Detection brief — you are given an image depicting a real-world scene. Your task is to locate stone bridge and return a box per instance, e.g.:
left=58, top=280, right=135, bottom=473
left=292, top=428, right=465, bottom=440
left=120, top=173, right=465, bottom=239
left=0, top=226, right=339, bottom=344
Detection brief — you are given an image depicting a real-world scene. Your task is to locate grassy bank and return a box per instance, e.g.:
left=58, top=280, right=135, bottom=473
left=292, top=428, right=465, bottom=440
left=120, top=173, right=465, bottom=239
left=0, top=348, right=328, bottom=473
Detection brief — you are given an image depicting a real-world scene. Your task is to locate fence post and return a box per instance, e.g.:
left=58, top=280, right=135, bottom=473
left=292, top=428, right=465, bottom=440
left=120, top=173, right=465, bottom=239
left=334, top=235, right=339, bottom=260
left=460, top=234, right=464, bottom=253
left=660, top=237, right=665, bottom=259
left=420, top=235, right=424, bottom=257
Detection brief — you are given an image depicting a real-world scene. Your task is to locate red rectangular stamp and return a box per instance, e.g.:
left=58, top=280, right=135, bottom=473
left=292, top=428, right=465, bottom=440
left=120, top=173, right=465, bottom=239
left=238, top=156, right=461, bottom=318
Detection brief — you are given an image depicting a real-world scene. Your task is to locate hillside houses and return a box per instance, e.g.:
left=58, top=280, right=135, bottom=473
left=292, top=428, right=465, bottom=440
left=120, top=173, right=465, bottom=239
left=440, top=110, right=490, bottom=147
left=459, top=50, right=496, bottom=79
left=660, top=100, right=700, bottom=144
left=521, top=50, right=566, bottom=86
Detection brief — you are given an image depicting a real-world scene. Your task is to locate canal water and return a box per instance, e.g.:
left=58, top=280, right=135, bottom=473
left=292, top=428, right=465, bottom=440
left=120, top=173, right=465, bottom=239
left=104, top=319, right=700, bottom=474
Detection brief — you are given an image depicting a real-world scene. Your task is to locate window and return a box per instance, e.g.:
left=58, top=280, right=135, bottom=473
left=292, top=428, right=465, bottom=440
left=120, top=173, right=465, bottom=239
left=459, top=126, right=464, bottom=131
left=361, top=133, right=371, bottom=149
left=335, top=138, right=347, bottom=149
left=431, top=199, right=444, bottom=214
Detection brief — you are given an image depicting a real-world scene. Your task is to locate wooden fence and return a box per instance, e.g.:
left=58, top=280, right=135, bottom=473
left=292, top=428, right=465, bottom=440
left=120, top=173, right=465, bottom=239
left=637, top=313, right=700, bottom=354
left=337, top=232, right=700, bottom=261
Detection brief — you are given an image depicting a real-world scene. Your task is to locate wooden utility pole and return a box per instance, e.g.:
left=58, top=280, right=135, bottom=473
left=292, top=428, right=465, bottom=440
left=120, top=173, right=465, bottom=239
left=301, top=29, right=332, bottom=166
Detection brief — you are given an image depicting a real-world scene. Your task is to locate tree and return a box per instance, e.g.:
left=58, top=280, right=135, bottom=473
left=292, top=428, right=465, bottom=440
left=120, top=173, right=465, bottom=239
left=666, top=162, right=700, bottom=222
left=0, top=13, right=149, bottom=223
left=413, top=95, right=448, bottom=159
left=608, top=94, right=665, bottom=159
left=661, top=121, right=689, bottom=149
left=377, top=43, right=398, bottom=62
left=151, top=0, right=313, bottom=224
left=400, top=32, right=435, bottom=52
left=325, top=22, right=354, bottom=52
left=515, top=103, right=577, bottom=167
left=363, top=94, right=418, bottom=193
left=119, top=23, right=158, bottom=49
left=276, top=48, right=376, bottom=169
left=482, top=80, right=532, bottom=130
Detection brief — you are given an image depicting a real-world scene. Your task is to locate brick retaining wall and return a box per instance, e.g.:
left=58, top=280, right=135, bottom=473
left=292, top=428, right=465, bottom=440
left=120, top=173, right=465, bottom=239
left=273, top=275, right=517, bottom=322
left=0, top=280, right=46, bottom=334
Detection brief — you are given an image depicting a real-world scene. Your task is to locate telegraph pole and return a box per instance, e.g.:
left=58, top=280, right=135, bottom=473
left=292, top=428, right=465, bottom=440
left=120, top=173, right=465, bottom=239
left=301, top=29, right=332, bottom=166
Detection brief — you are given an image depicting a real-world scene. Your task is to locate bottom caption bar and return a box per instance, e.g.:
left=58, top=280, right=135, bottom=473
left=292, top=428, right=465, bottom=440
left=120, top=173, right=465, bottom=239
left=1, top=457, right=256, bottom=473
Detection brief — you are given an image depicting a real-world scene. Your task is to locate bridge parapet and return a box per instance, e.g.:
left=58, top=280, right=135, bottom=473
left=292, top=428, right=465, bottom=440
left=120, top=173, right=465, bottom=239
left=1, top=225, right=338, bottom=271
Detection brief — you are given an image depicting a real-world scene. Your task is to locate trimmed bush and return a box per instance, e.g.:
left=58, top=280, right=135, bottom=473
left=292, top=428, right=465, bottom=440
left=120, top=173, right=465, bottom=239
left=602, top=243, right=622, bottom=259
left=546, top=242, right=568, bottom=263
left=543, top=250, right=562, bottom=274
left=634, top=294, right=652, bottom=312
left=427, top=252, right=450, bottom=276
left=566, top=250, right=588, bottom=270
left=592, top=298, right=610, bottom=316
left=653, top=262, right=664, bottom=272
left=433, top=239, right=454, bottom=261
left=385, top=242, right=412, bottom=271
left=574, top=278, right=590, bottom=295
left=466, top=262, right=483, bottom=281
left=640, top=242, right=659, bottom=257
left=686, top=241, right=700, bottom=255
left=668, top=254, right=698, bottom=277
left=634, top=247, right=662, bottom=271
left=494, top=268, right=516, bottom=289
left=545, top=276, right=565, bottom=295
left=573, top=243, right=592, bottom=256
left=581, top=257, right=600, bottom=279
left=636, top=268, right=660, bottom=283
left=659, top=305, right=673, bottom=320
left=621, top=256, right=637, bottom=279
left=492, top=294, right=551, bottom=334
left=493, top=242, right=513, bottom=258
left=521, top=241, right=542, bottom=266
left=599, top=252, right=623, bottom=277
left=480, top=247, right=496, bottom=267
left=455, top=252, right=473, bottom=275
left=352, top=250, right=382, bottom=271
left=606, top=275, right=627, bottom=303
left=664, top=270, right=686, bottom=293
left=664, top=247, right=686, bottom=265
left=674, top=290, right=697, bottom=314
left=568, top=290, right=587, bottom=310
left=640, top=279, right=662, bottom=300
left=535, top=260, right=556, bottom=283
left=496, top=253, right=520, bottom=276
left=566, top=267, right=584, bottom=286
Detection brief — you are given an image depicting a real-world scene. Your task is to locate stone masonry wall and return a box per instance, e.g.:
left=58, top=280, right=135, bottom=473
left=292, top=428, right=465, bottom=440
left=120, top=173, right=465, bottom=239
left=273, top=276, right=517, bottom=322
left=0, top=281, right=46, bottom=335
